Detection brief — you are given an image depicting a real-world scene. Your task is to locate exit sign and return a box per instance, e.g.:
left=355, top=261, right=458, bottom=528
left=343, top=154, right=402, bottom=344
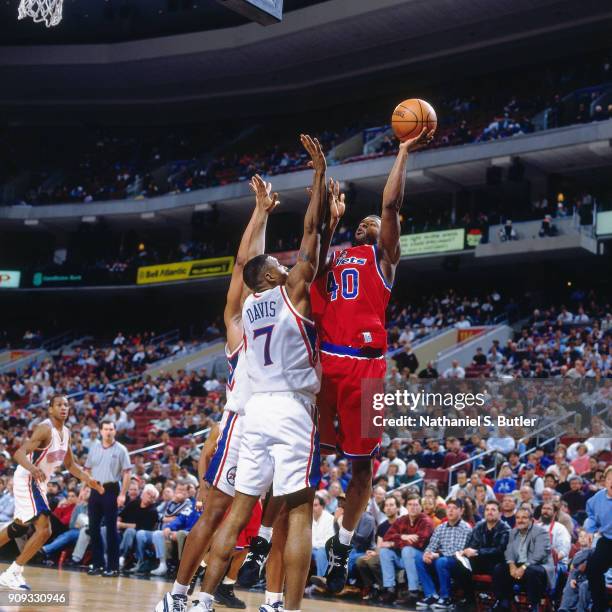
left=216, top=0, right=284, bottom=25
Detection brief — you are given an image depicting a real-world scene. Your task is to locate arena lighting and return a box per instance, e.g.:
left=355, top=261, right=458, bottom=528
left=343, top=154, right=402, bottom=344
left=24, top=219, right=39, bottom=226
left=81, top=216, right=97, bottom=223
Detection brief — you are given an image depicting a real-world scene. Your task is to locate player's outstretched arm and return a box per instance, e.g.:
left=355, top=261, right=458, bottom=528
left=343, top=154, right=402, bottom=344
left=12, top=424, right=52, bottom=483
left=315, top=178, right=346, bottom=278
left=379, top=127, right=434, bottom=280
left=224, top=175, right=279, bottom=345
left=63, top=444, right=105, bottom=494
left=285, top=134, right=327, bottom=315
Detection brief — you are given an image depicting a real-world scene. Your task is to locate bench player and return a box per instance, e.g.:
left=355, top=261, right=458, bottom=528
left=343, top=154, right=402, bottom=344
left=156, top=174, right=278, bottom=612
left=0, top=395, right=104, bottom=590
left=190, top=134, right=327, bottom=612
left=310, top=126, right=434, bottom=593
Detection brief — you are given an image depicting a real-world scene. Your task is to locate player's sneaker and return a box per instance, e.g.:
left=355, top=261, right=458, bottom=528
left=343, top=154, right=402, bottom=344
left=188, top=566, right=206, bottom=596
left=155, top=593, right=189, bottom=612
left=323, top=534, right=352, bottom=594
left=417, top=595, right=440, bottom=609
left=188, top=600, right=214, bottom=612
left=237, top=536, right=271, bottom=587
left=0, top=567, right=31, bottom=591
left=259, top=602, right=284, bottom=611
left=214, top=583, right=246, bottom=609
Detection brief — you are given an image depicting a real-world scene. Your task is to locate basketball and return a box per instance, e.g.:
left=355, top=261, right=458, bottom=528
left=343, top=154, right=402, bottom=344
left=391, top=98, right=437, bottom=141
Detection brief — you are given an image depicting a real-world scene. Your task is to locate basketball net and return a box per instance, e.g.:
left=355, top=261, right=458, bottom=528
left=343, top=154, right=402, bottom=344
left=18, top=0, right=63, bottom=27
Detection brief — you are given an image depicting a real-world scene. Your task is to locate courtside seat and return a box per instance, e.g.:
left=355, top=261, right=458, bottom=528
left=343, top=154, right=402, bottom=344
left=473, top=574, right=496, bottom=612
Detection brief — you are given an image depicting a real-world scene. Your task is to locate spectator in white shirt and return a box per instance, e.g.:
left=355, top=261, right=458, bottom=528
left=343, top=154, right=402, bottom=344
left=538, top=501, right=571, bottom=565
left=455, top=315, right=471, bottom=329
left=312, top=494, right=336, bottom=576
left=375, top=448, right=407, bottom=478
left=113, top=332, right=126, bottom=346
left=443, top=360, right=466, bottom=379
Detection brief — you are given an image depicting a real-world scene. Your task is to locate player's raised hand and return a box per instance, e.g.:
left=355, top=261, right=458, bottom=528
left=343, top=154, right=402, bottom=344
left=301, top=134, right=327, bottom=172
left=328, top=178, right=346, bottom=226
left=400, top=126, right=435, bottom=152
left=249, top=174, right=279, bottom=213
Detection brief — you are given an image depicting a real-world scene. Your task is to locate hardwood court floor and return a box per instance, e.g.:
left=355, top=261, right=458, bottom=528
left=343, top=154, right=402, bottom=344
left=0, top=564, right=398, bottom=612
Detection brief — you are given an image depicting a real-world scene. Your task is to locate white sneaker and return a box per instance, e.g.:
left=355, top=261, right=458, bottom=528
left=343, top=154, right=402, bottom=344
left=0, top=568, right=30, bottom=591
left=150, top=561, right=167, bottom=576
left=154, top=592, right=188, bottom=612
left=188, top=600, right=214, bottom=612
left=119, top=556, right=125, bottom=569
left=259, top=603, right=284, bottom=611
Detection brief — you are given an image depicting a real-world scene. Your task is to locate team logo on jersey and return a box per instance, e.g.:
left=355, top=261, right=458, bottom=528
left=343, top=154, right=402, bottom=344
left=226, top=466, right=237, bottom=487
left=335, top=254, right=367, bottom=266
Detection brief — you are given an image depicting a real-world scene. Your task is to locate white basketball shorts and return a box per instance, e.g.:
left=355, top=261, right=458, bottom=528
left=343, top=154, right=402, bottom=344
left=205, top=409, right=242, bottom=497
left=235, top=391, right=320, bottom=498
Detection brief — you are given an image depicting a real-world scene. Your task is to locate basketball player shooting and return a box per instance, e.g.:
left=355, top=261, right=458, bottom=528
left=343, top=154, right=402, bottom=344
left=0, top=395, right=104, bottom=591
left=310, top=126, right=434, bottom=593
left=156, top=174, right=278, bottom=612
left=190, top=134, right=327, bottom=612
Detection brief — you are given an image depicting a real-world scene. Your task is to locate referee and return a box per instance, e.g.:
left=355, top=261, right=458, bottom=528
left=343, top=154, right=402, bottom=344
left=85, top=419, right=132, bottom=577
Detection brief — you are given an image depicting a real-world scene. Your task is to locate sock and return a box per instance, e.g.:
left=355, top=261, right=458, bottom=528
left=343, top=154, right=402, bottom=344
left=265, top=591, right=283, bottom=604
left=338, top=526, right=354, bottom=546
left=258, top=525, right=273, bottom=542
left=171, top=581, right=189, bottom=596
left=9, top=562, right=23, bottom=574
left=222, top=576, right=236, bottom=585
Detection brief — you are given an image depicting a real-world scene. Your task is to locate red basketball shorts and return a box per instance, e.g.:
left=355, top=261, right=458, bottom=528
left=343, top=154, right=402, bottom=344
left=317, top=347, right=386, bottom=458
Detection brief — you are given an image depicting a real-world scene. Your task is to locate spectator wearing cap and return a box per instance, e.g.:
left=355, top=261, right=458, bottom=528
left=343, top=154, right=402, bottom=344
left=519, top=463, right=544, bottom=498
left=584, top=465, right=612, bottom=612
left=378, top=494, right=434, bottom=604
left=415, top=498, right=472, bottom=609
left=562, top=476, right=588, bottom=519
left=494, top=506, right=554, bottom=609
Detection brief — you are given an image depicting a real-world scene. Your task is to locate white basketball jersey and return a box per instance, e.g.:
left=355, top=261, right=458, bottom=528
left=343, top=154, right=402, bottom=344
left=242, top=285, right=321, bottom=397
left=224, top=341, right=251, bottom=415
left=15, top=419, right=69, bottom=483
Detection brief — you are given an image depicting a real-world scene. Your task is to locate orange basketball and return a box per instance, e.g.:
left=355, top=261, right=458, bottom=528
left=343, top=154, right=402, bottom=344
left=391, top=98, right=437, bottom=141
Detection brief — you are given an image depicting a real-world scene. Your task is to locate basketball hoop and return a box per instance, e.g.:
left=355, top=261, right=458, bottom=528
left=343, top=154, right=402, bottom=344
left=18, top=0, right=64, bottom=27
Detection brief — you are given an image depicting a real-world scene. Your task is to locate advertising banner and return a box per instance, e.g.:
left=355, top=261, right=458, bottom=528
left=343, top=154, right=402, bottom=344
left=136, top=256, right=234, bottom=285
left=400, top=229, right=465, bottom=256
left=0, top=271, right=21, bottom=289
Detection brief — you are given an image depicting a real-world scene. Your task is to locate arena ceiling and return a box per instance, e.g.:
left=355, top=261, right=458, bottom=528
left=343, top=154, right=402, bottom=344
left=0, top=0, right=611, bottom=119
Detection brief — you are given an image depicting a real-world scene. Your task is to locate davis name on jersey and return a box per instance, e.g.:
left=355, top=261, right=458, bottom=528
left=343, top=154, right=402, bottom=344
left=242, top=285, right=321, bottom=398
left=311, top=243, right=392, bottom=350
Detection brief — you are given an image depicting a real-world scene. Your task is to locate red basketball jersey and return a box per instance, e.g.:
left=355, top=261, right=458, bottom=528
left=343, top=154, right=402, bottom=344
left=310, top=243, right=392, bottom=350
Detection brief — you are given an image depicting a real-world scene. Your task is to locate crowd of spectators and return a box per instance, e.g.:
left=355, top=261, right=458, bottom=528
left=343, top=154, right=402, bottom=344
left=0, top=293, right=610, bottom=610
left=4, top=49, right=611, bottom=209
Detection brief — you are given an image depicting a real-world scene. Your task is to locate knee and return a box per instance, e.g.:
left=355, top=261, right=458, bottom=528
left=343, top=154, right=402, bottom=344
left=37, top=522, right=52, bottom=542
left=351, top=460, right=373, bottom=485
left=379, top=547, right=392, bottom=560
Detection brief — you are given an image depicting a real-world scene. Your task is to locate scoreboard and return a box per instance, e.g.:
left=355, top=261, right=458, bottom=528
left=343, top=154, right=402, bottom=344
left=216, top=0, right=284, bottom=25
